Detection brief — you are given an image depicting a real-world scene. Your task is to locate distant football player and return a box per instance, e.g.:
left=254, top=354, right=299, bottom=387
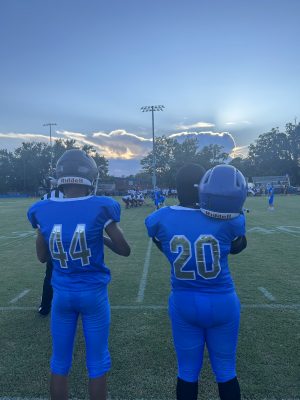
left=145, top=164, right=247, bottom=400
left=268, top=185, right=274, bottom=210
left=136, top=191, right=145, bottom=206
left=153, top=188, right=165, bottom=209
left=28, top=149, right=130, bottom=400
left=122, top=194, right=132, bottom=209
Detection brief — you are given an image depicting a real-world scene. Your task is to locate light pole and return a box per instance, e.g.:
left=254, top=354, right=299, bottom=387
left=141, top=105, right=164, bottom=190
left=43, top=122, right=57, bottom=172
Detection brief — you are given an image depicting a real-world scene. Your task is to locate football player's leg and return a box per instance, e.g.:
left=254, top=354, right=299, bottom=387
left=51, top=290, right=78, bottom=375
left=39, top=260, right=53, bottom=315
left=81, top=287, right=111, bottom=399
left=205, top=292, right=241, bottom=399
left=50, top=290, right=79, bottom=399
left=217, top=377, right=241, bottom=400
left=169, top=293, right=204, bottom=400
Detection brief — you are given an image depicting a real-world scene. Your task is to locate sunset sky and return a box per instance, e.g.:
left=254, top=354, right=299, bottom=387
left=1, top=0, right=299, bottom=175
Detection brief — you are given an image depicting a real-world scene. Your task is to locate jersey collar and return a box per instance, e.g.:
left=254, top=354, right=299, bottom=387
left=170, top=205, right=199, bottom=211
left=49, top=195, right=93, bottom=202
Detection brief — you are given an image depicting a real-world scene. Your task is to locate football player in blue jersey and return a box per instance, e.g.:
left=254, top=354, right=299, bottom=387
left=268, top=184, right=275, bottom=210
left=153, top=188, right=165, bottom=210
left=28, top=149, right=130, bottom=400
left=145, top=163, right=247, bottom=400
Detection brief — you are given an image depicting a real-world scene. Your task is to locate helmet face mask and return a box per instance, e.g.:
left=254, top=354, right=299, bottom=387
left=55, top=149, right=98, bottom=191
left=199, top=165, right=247, bottom=219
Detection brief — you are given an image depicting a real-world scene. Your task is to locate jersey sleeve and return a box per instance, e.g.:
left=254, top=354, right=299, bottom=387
left=103, top=199, right=121, bottom=228
left=230, top=214, right=246, bottom=238
left=145, top=210, right=161, bottom=238
left=27, top=203, right=39, bottom=229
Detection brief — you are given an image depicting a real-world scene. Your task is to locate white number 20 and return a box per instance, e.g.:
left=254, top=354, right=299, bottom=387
left=49, top=224, right=91, bottom=268
left=170, top=234, right=221, bottom=280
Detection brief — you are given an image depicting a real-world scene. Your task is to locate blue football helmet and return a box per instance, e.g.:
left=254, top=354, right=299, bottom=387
left=199, top=164, right=247, bottom=219
left=56, top=149, right=98, bottom=189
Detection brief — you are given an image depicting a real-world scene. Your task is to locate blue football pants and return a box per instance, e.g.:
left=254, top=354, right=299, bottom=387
left=51, top=286, right=111, bottom=378
left=169, top=291, right=240, bottom=383
left=269, top=195, right=274, bottom=205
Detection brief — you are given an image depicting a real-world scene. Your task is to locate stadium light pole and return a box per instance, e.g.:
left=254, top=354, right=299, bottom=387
left=43, top=122, right=57, bottom=172
left=141, top=105, right=165, bottom=190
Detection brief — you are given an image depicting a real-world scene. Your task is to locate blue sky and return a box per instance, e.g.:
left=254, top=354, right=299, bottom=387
left=1, top=0, right=300, bottom=175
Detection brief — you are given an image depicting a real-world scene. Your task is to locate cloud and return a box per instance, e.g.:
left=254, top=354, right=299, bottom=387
left=0, top=128, right=244, bottom=175
left=0, top=132, right=53, bottom=141
left=230, top=145, right=249, bottom=158
left=176, top=121, right=215, bottom=130
left=225, top=120, right=251, bottom=126
left=0, top=132, right=60, bottom=151
left=169, top=131, right=236, bottom=154
left=59, top=131, right=86, bottom=139
left=57, top=129, right=153, bottom=160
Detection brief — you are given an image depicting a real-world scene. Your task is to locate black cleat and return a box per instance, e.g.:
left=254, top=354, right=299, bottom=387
left=38, top=306, right=51, bottom=316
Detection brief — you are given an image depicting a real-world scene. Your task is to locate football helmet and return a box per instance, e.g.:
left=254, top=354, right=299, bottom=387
left=199, top=164, right=247, bottom=219
left=56, top=149, right=98, bottom=189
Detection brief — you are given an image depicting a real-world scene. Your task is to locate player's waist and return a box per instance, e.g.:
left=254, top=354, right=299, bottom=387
left=52, top=262, right=110, bottom=274
left=51, top=268, right=111, bottom=291
left=171, top=281, right=235, bottom=294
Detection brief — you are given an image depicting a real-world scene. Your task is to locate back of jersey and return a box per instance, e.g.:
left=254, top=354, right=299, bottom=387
left=28, top=195, right=120, bottom=291
left=145, top=206, right=245, bottom=293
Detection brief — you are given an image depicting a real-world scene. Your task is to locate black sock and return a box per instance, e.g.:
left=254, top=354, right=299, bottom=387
left=176, top=377, right=198, bottom=400
left=218, top=377, right=241, bottom=400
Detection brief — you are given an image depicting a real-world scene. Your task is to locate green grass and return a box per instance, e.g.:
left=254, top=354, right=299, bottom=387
left=0, top=196, right=299, bottom=399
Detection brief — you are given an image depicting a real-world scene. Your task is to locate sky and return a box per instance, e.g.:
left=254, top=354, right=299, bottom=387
left=1, top=0, right=300, bottom=176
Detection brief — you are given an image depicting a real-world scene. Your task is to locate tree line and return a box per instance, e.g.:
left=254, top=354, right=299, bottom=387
left=230, top=123, right=300, bottom=185
left=0, top=121, right=299, bottom=194
left=140, top=121, right=300, bottom=187
left=0, top=139, right=108, bottom=194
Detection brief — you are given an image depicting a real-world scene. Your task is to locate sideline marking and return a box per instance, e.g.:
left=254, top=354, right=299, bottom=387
left=247, top=227, right=276, bottom=235
left=258, top=287, right=276, bottom=301
left=276, top=226, right=300, bottom=238
left=0, top=231, right=35, bottom=240
left=136, top=238, right=153, bottom=303
left=0, top=304, right=300, bottom=311
left=9, top=289, right=31, bottom=304
left=247, top=226, right=300, bottom=237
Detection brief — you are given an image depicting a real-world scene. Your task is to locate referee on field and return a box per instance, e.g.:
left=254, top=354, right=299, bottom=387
left=38, top=187, right=64, bottom=316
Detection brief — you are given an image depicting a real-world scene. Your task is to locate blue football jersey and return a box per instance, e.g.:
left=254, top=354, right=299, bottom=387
left=145, top=206, right=245, bottom=293
left=28, top=195, right=121, bottom=291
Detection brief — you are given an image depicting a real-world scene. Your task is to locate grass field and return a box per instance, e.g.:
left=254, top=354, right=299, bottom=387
left=0, top=195, right=299, bottom=400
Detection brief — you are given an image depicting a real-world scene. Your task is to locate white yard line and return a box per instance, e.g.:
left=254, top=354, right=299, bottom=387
left=0, top=307, right=36, bottom=311
left=0, top=303, right=300, bottom=311
left=258, top=287, right=276, bottom=301
left=136, top=238, right=153, bottom=303
left=9, top=289, right=31, bottom=304
left=276, top=230, right=300, bottom=238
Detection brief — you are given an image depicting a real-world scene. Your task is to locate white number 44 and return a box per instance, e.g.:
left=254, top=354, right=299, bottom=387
left=49, top=224, right=91, bottom=268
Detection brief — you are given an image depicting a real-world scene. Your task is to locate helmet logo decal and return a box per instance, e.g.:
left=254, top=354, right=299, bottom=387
left=57, top=177, right=92, bottom=186
left=200, top=208, right=240, bottom=220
